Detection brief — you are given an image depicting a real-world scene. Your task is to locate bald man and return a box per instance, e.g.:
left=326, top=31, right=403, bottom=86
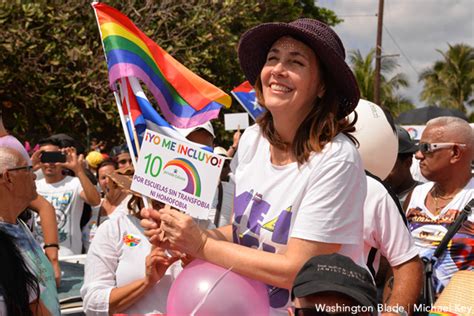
left=405, top=116, right=473, bottom=296
left=0, top=147, right=60, bottom=315
left=0, top=113, right=61, bottom=286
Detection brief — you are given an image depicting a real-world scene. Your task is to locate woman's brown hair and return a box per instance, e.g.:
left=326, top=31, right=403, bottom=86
left=254, top=66, right=358, bottom=165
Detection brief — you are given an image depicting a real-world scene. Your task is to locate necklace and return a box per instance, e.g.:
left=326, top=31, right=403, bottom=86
left=430, top=186, right=460, bottom=214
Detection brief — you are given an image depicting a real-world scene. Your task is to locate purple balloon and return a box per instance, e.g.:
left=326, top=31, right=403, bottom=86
left=167, top=259, right=270, bottom=316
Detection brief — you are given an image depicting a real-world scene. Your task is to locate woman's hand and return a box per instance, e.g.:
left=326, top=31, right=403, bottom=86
left=159, top=207, right=208, bottom=257
left=144, top=246, right=179, bottom=287
left=140, top=207, right=165, bottom=247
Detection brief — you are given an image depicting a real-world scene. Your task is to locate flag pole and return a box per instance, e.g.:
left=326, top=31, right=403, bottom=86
left=118, top=78, right=142, bottom=157
left=126, top=77, right=146, bottom=155
left=113, top=88, right=139, bottom=168
left=92, top=2, right=150, bottom=209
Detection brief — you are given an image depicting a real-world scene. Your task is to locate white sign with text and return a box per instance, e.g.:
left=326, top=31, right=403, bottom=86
left=131, top=129, right=224, bottom=219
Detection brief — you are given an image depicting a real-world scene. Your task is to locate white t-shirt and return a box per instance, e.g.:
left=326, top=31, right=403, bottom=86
left=406, top=178, right=474, bottom=295
left=231, top=124, right=367, bottom=315
left=81, top=212, right=182, bottom=315
left=363, top=175, right=418, bottom=276
left=82, top=196, right=131, bottom=253
left=208, top=180, right=235, bottom=227
left=35, top=176, right=85, bottom=255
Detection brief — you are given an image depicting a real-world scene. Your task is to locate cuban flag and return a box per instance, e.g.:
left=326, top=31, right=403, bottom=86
left=231, top=81, right=266, bottom=121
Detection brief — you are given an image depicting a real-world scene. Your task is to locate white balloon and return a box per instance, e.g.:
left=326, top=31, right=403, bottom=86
left=348, top=99, right=398, bottom=180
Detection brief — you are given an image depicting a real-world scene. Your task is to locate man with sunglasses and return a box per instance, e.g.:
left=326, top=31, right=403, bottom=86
left=110, top=144, right=133, bottom=169
left=405, top=116, right=473, bottom=297
left=35, top=138, right=101, bottom=256
left=0, top=147, right=60, bottom=315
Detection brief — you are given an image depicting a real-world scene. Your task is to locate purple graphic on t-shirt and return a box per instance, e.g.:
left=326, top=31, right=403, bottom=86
left=272, top=208, right=292, bottom=244
left=248, top=199, right=271, bottom=235
left=268, top=286, right=290, bottom=308
left=232, top=190, right=294, bottom=309
left=233, top=190, right=253, bottom=225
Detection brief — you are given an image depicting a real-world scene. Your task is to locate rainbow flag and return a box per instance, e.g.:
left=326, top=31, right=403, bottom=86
left=119, top=77, right=213, bottom=153
left=231, top=81, right=265, bottom=121
left=92, top=2, right=231, bottom=128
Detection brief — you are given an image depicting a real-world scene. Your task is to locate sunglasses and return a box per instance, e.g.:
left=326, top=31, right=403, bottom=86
left=418, top=142, right=466, bottom=154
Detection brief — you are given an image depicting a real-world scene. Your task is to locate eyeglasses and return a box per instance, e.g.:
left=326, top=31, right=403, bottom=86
left=0, top=165, right=34, bottom=178
left=418, top=142, right=466, bottom=154
left=6, top=165, right=34, bottom=173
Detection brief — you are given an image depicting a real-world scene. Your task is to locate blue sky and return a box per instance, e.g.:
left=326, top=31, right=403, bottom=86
left=318, top=0, right=474, bottom=111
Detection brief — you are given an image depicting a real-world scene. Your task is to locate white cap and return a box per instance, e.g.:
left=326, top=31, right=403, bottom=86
left=174, top=121, right=215, bottom=138
left=213, top=146, right=231, bottom=159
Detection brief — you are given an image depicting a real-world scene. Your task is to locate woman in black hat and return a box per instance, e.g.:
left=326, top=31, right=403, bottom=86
left=142, top=18, right=367, bottom=315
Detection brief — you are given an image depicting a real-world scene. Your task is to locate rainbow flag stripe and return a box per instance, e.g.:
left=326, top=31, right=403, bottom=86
left=92, top=3, right=231, bottom=128
left=429, top=312, right=459, bottom=316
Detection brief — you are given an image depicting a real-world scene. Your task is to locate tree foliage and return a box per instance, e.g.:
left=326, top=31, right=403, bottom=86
left=348, top=48, right=414, bottom=117
left=419, top=43, right=473, bottom=113
left=0, top=0, right=340, bottom=149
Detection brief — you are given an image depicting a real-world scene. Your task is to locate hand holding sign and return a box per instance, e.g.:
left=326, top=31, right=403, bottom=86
left=159, top=208, right=208, bottom=257
left=140, top=207, right=162, bottom=245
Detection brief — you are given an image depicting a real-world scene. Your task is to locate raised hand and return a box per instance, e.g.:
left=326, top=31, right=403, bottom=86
left=59, top=147, right=82, bottom=174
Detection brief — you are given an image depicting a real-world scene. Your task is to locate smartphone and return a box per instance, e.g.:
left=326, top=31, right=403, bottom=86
left=41, top=151, right=66, bottom=163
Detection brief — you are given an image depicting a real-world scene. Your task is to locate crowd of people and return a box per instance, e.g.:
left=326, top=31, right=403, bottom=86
left=0, top=16, right=472, bottom=316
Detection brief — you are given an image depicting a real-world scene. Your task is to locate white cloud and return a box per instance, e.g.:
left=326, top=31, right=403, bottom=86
left=318, top=0, right=474, bottom=108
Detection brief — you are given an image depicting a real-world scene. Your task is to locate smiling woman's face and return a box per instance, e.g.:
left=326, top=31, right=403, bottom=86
left=260, top=36, right=325, bottom=119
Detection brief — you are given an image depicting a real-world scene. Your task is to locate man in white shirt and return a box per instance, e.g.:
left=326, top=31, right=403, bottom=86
left=35, top=138, right=100, bottom=255
left=364, top=173, right=422, bottom=315
left=405, top=117, right=473, bottom=297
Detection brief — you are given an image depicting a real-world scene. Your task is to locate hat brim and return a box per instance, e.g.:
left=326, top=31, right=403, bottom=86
left=175, top=122, right=215, bottom=138
left=292, top=281, right=376, bottom=308
left=238, top=22, right=360, bottom=118
left=106, top=171, right=142, bottom=198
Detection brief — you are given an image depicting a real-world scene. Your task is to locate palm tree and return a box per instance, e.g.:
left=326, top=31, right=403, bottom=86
left=419, top=43, right=473, bottom=113
left=349, top=49, right=414, bottom=116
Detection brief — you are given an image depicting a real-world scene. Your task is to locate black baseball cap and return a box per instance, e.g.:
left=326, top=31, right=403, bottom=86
left=109, top=143, right=129, bottom=158
left=396, top=126, right=418, bottom=154
left=292, top=254, right=377, bottom=309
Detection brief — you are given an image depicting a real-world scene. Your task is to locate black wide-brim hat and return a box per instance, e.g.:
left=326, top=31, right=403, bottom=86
left=238, top=18, right=360, bottom=118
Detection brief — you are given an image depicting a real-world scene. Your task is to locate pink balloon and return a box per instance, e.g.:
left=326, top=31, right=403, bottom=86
left=167, top=259, right=270, bottom=316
